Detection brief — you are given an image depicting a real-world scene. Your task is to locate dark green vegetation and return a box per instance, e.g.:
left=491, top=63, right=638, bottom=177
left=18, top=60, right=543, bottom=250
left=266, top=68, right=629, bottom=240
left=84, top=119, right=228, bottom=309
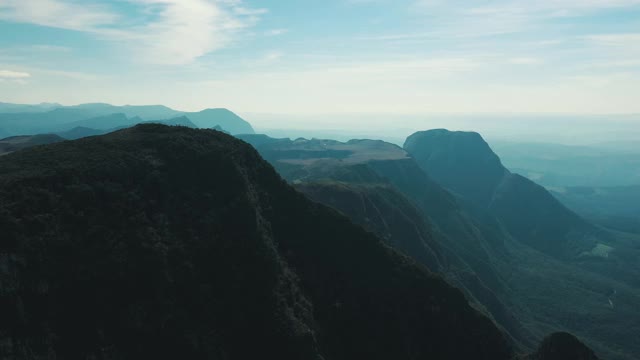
left=527, top=333, right=599, bottom=360
left=0, top=102, right=255, bottom=137
left=240, top=131, right=640, bottom=360
left=0, top=134, right=65, bottom=156
left=0, top=124, right=518, bottom=359
left=296, top=182, right=444, bottom=272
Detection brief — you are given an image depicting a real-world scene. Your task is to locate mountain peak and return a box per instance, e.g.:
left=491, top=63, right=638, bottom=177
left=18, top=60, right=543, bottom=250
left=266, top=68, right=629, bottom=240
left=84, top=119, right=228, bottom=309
left=186, top=108, right=255, bottom=134
left=404, top=129, right=507, bottom=206
left=199, top=107, right=233, bottom=113
left=405, top=129, right=597, bottom=258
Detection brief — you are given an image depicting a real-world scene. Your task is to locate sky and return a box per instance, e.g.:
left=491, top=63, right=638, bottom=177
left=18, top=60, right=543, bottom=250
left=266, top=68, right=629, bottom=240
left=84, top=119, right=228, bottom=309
left=0, top=0, right=639, bottom=115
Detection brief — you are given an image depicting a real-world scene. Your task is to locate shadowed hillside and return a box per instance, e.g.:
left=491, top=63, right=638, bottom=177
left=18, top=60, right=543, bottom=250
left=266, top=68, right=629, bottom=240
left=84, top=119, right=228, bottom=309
left=0, top=124, right=513, bottom=360
left=0, top=133, right=65, bottom=155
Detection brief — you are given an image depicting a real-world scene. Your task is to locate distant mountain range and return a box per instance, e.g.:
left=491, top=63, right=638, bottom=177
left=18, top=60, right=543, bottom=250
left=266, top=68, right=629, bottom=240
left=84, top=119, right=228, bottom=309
left=0, top=102, right=255, bottom=137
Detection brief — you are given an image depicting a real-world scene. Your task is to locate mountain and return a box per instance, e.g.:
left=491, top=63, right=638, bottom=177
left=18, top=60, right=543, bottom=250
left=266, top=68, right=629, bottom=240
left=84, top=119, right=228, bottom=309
left=404, top=129, right=601, bottom=258
left=405, top=130, right=507, bottom=206
left=0, top=102, right=61, bottom=113
left=144, top=115, right=197, bottom=128
left=0, top=124, right=515, bottom=360
left=58, top=126, right=108, bottom=140
left=296, top=181, right=444, bottom=272
left=404, top=130, right=640, bottom=357
left=185, top=108, right=255, bottom=134
left=240, top=133, right=640, bottom=360
left=58, top=116, right=198, bottom=140
left=68, top=103, right=182, bottom=120
left=238, top=134, right=538, bottom=349
left=0, top=103, right=253, bottom=137
left=60, top=113, right=138, bottom=131
left=0, top=108, right=103, bottom=134
left=0, top=133, right=65, bottom=155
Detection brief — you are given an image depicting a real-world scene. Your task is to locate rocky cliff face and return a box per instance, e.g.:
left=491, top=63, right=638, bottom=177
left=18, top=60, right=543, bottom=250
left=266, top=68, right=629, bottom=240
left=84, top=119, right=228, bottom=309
left=404, top=129, right=600, bottom=258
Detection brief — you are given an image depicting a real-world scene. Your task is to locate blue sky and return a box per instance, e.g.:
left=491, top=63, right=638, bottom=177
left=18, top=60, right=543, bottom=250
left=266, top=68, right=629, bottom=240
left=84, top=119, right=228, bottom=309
left=0, top=0, right=639, bottom=115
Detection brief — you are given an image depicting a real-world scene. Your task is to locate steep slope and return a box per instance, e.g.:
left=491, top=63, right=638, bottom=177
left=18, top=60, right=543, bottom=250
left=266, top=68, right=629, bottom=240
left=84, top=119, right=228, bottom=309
left=404, top=129, right=507, bottom=206
left=404, top=129, right=600, bottom=258
left=186, top=109, right=255, bottom=134
left=296, top=181, right=444, bottom=272
left=404, top=130, right=640, bottom=358
left=0, top=124, right=512, bottom=360
left=239, top=134, right=534, bottom=348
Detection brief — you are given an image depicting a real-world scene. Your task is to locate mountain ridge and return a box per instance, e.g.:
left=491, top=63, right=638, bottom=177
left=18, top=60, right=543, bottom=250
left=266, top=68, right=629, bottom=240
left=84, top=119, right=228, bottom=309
left=0, top=124, right=515, bottom=360
left=0, top=102, right=255, bottom=136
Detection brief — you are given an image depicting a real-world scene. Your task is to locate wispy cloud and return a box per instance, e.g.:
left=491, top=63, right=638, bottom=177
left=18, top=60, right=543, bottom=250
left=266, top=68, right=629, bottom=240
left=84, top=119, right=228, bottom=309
left=0, top=70, right=31, bottom=79
left=0, top=69, right=30, bottom=84
left=0, top=0, right=267, bottom=64
left=411, top=0, right=640, bottom=38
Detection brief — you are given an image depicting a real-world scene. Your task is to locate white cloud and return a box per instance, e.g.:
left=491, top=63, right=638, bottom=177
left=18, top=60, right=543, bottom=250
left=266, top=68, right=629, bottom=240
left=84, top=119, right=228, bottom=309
left=0, top=70, right=30, bottom=79
left=0, top=0, right=266, bottom=65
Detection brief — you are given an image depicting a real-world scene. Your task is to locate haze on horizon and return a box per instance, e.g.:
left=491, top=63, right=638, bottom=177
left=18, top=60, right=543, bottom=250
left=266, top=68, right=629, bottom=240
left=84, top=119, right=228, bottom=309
left=0, top=0, right=639, bottom=117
